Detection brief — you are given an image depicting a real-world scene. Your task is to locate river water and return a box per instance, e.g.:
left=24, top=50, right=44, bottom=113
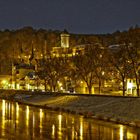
left=0, top=99, right=139, bottom=140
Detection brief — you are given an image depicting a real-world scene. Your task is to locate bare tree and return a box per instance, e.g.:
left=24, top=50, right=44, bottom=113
left=38, top=56, right=69, bottom=92
left=108, top=45, right=130, bottom=96
left=72, top=44, right=107, bottom=94
left=119, top=29, right=140, bottom=96
left=126, top=43, right=140, bottom=96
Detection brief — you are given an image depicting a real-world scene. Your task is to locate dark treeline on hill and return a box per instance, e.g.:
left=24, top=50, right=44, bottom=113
left=0, top=26, right=140, bottom=75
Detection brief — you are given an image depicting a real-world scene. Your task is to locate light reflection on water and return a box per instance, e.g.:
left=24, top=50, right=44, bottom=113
left=0, top=99, right=139, bottom=139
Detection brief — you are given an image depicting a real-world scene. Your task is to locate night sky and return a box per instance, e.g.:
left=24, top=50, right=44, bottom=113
left=0, top=0, right=139, bottom=34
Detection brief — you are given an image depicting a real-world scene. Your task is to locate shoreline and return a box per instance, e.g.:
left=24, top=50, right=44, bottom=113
left=0, top=89, right=140, bottom=128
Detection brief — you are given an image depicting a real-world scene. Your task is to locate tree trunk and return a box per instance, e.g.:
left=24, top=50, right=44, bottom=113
left=53, top=86, right=55, bottom=92
left=87, top=85, right=92, bottom=94
left=52, top=81, right=57, bottom=92
left=135, top=77, right=139, bottom=96
left=136, top=84, right=139, bottom=96
left=44, top=79, right=47, bottom=91
left=98, top=79, right=101, bottom=94
left=50, top=86, right=53, bottom=92
left=36, top=78, right=39, bottom=90
left=122, top=79, right=125, bottom=96
left=49, top=80, right=53, bottom=92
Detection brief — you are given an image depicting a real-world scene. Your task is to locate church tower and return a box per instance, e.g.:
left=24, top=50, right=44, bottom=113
left=61, top=30, right=70, bottom=48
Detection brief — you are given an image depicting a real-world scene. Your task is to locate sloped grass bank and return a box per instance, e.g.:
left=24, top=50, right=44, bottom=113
left=0, top=89, right=140, bottom=127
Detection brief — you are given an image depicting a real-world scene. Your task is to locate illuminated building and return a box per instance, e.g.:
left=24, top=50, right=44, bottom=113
left=0, top=75, right=11, bottom=89
left=126, top=79, right=137, bottom=96
left=2, top=30, right=138, bottom=95
left=12, top=63, right=36, bottom=90
left=61, top=30, right=70, bottom=48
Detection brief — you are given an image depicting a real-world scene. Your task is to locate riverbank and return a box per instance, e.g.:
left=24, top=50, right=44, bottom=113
left=0, top=89, right=140, bottom=127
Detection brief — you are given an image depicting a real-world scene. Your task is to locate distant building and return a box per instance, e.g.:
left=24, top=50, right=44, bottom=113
left=3, top=31, right=134, bottom=95
left=51, top=31, right=85, bottom=57
left=127, top=79, right=137, bottom=96
left=10, top=31, right=102, bottom=93
left=12, top=63, right=36, bottom=90
left=61, top=31, right=70, bottom=48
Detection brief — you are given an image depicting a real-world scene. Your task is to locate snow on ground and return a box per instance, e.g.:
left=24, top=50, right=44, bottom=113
left=22, top=93, right=140, bottom=122
left=24, top=94, right=78, bottom=106
left=0, top=90, right=140, bottom=123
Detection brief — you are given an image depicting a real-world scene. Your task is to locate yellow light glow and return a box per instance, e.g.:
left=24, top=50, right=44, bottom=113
left=1, top=80, right=9, bottom=89
left=72, top=117, right=75, bottom=139
left=32, top=112, right=35, bottom=138
left=73, top=52, right=76, bottom=56
left=72, top=126, right=75, bottom=140
left=2, top=80, right=7, bottom=84
left=33, top=112, right=35, bottom=128
left=80, top=118, right=83, bottom=140
left=40, top=109, right=43, bottom=134
left=127, top=131, right=136, bottom=139
left=60, top=87, right=63, bottom=90
left=58, top=114, right=62, bottom=131
left=52, top=124, right=55, bottom=139
left=2, top=100, right=6, bottom=136
left=40, top=109, right=43, bottom=119
left=11, top=103, right=14, bottom=119
left=17, top=84, right=20, bottom=90
left=27, top=84, right=30, bottom=90
left=120, top=125, right=124, bottom=140
left=59, top=83, right=62, bottom=86
left=26, top=106, right=30, bottom=127
left=8, top=103, right=11, bottom=116
left=16, top=102, right=19, bottom=120
left=127, top=82, right=133, bottom=89
left=2, top=100, right=5, bottom=117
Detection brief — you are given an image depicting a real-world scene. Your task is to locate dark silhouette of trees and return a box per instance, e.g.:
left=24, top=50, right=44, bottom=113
left=122, top=29, right=140, bottom=96
left=108, top=45, right=130, bottom=96
left=37, top=56, right=69, bottom=92
left=72, top=44, right=107, bottom=94
left=0, top=26, right=140, bottom=96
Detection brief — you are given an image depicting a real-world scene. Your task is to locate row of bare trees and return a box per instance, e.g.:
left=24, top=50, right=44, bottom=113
left=37, top=56, right=70, bottom=92
left=108, top=38, right=140, bottom=96
left=35, top=39, right=140, bottom=96
left=0, top=26, right=138, bottom=95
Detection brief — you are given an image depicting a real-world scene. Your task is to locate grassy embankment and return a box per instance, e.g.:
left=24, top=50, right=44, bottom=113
left=0, top=89, right=140, bottom=127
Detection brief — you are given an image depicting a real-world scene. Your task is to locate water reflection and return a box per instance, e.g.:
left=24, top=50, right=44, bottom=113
left=26, top=106, right=29, bottom=128
left=80, top=117, right=83, bottom=140
left=16, top=102, right=19, bottom=120
left=0, top=99, right=139, bottom=139
left=2, top=100, right=5, bottom=136
left=120, top=125, right=124, bottom=140
left=52, top=124, right=55, bottom=139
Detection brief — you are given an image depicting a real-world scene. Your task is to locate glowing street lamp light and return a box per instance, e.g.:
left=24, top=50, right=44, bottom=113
left=128, top=82, right=132, bottom=89
left=1, top=80, right=9, bottom=89
left=127, top=82, right=133, bottom=95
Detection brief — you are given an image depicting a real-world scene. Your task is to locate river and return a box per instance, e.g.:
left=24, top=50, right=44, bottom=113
left=0, top=99, right=139, bottom=140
